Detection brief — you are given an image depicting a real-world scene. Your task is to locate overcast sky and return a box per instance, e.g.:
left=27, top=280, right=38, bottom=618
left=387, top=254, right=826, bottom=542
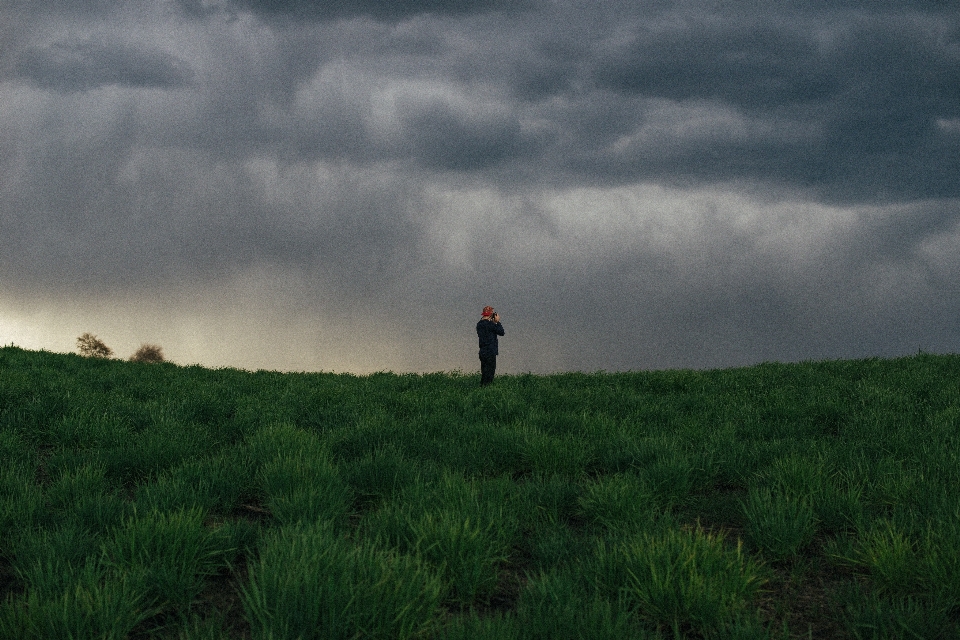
left=2, top=0, right=959, bottom=374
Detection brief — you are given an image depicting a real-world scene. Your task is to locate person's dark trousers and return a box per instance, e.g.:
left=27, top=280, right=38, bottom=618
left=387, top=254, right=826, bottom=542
left=480, top=355, right=497, bottom=385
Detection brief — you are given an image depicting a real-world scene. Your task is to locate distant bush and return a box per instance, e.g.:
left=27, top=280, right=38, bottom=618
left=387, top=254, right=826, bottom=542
left=77, top=333, right=113, bottom=358
left=130, top=344, right=165, bottom=363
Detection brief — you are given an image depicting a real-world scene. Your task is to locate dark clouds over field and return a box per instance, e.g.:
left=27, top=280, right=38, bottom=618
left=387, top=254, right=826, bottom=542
left=2, top=0, right=959, bottom=372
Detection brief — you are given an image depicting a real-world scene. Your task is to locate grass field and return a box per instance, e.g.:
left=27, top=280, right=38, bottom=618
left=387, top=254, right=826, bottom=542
left=1, top=345, right=959, bottom=639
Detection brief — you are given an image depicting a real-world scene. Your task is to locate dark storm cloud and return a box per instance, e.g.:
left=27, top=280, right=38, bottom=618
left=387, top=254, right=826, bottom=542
left=556, top=9, right=960, bottom=202
left=469, top=193, right=960, bottom=371
left=1, top=143, right=424, bottom=297
left=592, top=23, right=839, bottom=109
left=179, top=0, right=530, bottom=21
left=397, top=97, right=524, bottom=170
left=15, top=41, right=193, bottom=92
left=3, top=0, right=960, bottom=371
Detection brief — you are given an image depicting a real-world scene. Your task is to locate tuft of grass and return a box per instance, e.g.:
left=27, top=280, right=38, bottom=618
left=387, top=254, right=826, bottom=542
left=525, top=520, right=585, bottom=571
left=340, top=442, right=417, bottom=509
left=848, top=520, right=922, bottom=596
left=519, top=427, right=592, bottom=478
left=434, top=611, right=521, bottom=640
left=762, top=454, right=825, bottom=499
left=46, top=462, right=127, bottom=534
left=10, top=523, right=99, bottom=599
left=740, top=487, right=817, bottom=560
left=517, top=473, right=581, bottom=527
left=410, top=509, right=508, bottom=606
left=246, top=423, right=353, bottom=527
left=362, top=472, right=518, bottom=606
left=844, top=516, right=960, bottom=612
left=0, top=559, right=158, bottom=640
left=578, top=472, right=658, bottom=532
left=592, top=525, right=767, bottom=636
left=258, top=450, right=352, bottom=528
left=517, top=570, right=647, bottom=639
left=834, top=584, right=954, bottom=640
left=100, top=507, right=232, bottom=613
left=136, top=453, right=249, bottom=517
left=0, top=462, right=44, bottom=541
left=174, top=613, right=233, bottom=640
left=924, top=515, right=960, bottom=608
left=46, top=408, right=131, bottom=451
left=244, top=422, right=324, bottom=466
left=814, top=482, right=866, bottom=536
left=241, top=522, right=443, bottom=640
left=642, top=450, right=698, bottom=510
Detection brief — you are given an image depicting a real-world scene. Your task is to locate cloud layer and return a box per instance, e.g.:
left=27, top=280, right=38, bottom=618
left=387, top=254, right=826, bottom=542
left=2, top=0, right=958, bottom=372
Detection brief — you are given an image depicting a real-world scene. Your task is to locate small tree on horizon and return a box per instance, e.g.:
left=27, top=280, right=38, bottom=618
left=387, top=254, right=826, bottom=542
left=130, top=344, right=165, bottom=363
left=77, top=333, right=113, bottom=358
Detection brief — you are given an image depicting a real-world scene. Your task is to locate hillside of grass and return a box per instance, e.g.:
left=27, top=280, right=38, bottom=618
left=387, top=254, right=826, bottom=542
left=1, top=345, right=959, bottom=639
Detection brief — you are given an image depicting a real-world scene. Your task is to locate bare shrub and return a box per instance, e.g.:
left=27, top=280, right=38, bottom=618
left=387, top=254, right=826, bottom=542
left=130, top=344, right=164, bottom=363
left=77, top=333, right=113, bottom=358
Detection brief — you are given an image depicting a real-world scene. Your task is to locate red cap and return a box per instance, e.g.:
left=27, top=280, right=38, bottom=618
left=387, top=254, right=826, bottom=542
left=481, top=306, right=495, bottom=318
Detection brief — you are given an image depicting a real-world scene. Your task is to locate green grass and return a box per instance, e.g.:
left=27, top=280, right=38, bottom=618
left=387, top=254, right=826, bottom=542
left=1, top=345, right=960, bottom=637
left=241, top=522, right=443, bottom=639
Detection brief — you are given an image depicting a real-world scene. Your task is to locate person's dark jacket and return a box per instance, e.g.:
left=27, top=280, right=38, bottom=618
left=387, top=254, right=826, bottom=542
left=476, top=319, right=504, bottom=358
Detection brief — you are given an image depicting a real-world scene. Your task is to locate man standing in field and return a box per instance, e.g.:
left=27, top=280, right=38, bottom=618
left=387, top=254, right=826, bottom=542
left=476, top=306, right=505, bottom=386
